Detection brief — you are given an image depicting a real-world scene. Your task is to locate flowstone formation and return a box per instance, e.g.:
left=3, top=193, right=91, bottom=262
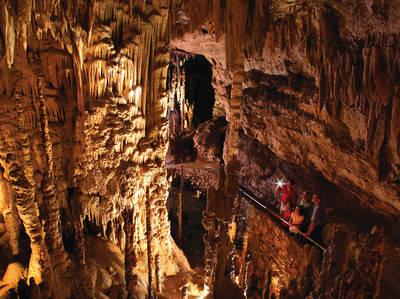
left=0, top=1, right=188, bottom=298
left=0, top=0, right=399, bottom=298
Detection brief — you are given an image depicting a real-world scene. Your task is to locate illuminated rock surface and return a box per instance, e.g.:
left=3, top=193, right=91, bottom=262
left=0, top=0, right=399, bottom=298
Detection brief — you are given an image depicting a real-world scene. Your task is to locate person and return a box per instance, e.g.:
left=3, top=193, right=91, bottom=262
left=299, top=191, right=313, bottom=226
left=276, top=180, right=297, bottom=215
left=289, top=205, right=305, bottom=234
left=0, top=166, right=20, bottom=258
left=305, top=193, right=324, bottom=242
left=299, top=191, right=311, bottom=208
left=282, top=203, right=292, bottom=222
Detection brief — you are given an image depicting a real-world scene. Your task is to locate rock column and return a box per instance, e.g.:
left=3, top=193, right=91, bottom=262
left=37, top=77, right=70, bottom=276
left=10, top=90, right=50, bottom=284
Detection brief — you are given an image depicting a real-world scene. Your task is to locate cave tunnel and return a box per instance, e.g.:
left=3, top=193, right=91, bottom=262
left=184, top=55, right=215, bottom=128
left=167, top=53, right=216, bottom=134
left=0, top=1, right=399, bottom=299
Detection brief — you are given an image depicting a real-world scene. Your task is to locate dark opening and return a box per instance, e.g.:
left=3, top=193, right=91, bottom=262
left=167, top=179, right=206, bottom=268
left=184, top=55, right=215, bottom=127
left=60, top=207, right=76, bottom=253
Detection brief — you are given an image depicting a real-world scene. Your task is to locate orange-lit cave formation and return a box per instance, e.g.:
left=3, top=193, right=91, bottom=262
left=0, top=1, right=399, bottom=299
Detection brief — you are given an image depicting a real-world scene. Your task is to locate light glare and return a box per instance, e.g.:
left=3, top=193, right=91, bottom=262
left=276, top=179, right=285, bottom=188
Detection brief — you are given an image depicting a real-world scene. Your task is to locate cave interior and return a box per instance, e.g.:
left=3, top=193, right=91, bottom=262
left=0, top=0, right=399, bottom=299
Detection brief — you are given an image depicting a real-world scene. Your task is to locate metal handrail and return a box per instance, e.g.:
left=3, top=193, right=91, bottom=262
left=239, top=187, right=326, bottom=252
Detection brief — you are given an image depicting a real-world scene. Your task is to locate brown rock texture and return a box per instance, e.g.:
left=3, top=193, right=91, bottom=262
left=0, top=1, right=188, bottom=297
left=241, top=200, right=306, bottom=290
left=0, top=0, right=399, bottom=298
left=170, top=0, right=400, bottom=217
left=168, top=1, right=400, bottom=298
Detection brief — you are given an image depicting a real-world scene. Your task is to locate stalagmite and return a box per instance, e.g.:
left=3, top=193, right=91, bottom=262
left=0, top=0, right=399, bottom=298
left=212, top=0, right=247, bottom=294
left=240, top=230, right=249, bottom=288
left=178, top=165, right=183, bottom=241
left=37, top=77, right=70, bottom=276
left=242, top=254, right=251, bottom=298
left=0, top=167, right=20, bottom=256
left=10, top=90, right=50, bottom=285
left=202, top=189, right=218, bottom=295
left=145, top=190, right=154, bottom=299
left=123, top=208, right=137, bottom=297
left=155, top=254, right=162, bottom=294
left=70, top=188, right=91, bottom=298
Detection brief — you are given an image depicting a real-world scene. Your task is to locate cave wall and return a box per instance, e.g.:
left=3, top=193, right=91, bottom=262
left=242, top=200, right=305, bottom=292
left=0, top=0, right=399, bottom=297
left=170, top=0, right=400, bottom=218
left=0, top=1, right=187, bottom=297
left=168, top=1, right=399, bottom=297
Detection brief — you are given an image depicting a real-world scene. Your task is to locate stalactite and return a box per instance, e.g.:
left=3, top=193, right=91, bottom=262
left=244, top=0, right=270, bottom=58
left=212, top=0, right=223, bottom=41
left=180, top=65, right=186, bottom=131
left=37, top=77, right=70, bottom=276
left=4, top=2, right=15, bottom=68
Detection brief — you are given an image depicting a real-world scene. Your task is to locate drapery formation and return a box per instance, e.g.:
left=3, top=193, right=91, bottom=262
left=0, top=1, right=181, bottom=297
left=0, top=0, right=398, bottom=297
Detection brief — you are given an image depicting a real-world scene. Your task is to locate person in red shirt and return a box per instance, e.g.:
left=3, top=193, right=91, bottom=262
left=276, top=180, right=297, bottom=216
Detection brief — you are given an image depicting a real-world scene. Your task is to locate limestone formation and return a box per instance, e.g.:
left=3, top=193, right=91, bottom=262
left=0, top=0, right=399, bottom=298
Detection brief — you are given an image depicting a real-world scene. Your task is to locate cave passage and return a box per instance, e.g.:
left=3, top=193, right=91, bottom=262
left=184, top=55, right=215, bottom=128
left=167, top=179, right=206, bottom=269
left=0, top=1, right=399, bottom=299
left=167, top=53, right=216, bottom=135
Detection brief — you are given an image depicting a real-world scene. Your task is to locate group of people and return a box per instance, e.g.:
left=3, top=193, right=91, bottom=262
left=276, top=180, right=324, bottom=242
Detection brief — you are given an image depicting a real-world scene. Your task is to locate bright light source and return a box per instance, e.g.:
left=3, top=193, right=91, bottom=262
left=276, top=179, right=285, bottom=188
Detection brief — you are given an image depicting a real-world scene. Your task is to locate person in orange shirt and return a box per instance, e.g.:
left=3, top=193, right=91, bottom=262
left=289, top=205, right=305, bottom=233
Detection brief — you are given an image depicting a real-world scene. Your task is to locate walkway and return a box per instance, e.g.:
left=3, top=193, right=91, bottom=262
left=238, top=187, right=326, bottom=252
